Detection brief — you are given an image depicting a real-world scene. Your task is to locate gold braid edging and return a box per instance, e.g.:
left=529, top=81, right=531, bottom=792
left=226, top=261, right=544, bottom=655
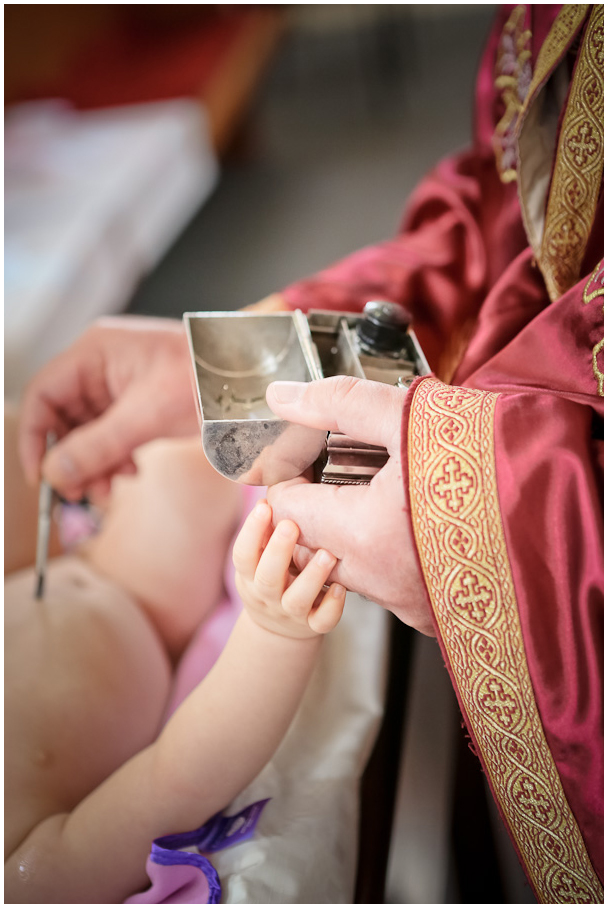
left=540, top=5, right=604, bottom=300
left=493, top=5, right=532, bottom=183
left=407, top=378, right=603, bottom=904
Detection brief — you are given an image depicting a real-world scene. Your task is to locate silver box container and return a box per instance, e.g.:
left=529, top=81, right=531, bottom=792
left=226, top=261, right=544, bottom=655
left=184, top=306, right=429, bottom=486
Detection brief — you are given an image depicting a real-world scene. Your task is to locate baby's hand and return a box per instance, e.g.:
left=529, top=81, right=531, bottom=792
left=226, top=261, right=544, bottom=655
left=232, top=500, right=346, bottom=639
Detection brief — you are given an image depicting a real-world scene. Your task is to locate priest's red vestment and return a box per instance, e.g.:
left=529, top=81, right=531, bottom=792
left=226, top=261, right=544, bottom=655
left=280, top=5, right=604, bottom=901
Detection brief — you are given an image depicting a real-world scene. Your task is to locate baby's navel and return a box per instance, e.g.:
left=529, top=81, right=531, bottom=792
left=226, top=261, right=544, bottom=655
left=32, top=748, right=55, bottom=769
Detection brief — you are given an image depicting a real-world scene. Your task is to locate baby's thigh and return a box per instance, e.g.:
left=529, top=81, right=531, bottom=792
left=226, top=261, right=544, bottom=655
left=5, top=556, right=172, bottom=855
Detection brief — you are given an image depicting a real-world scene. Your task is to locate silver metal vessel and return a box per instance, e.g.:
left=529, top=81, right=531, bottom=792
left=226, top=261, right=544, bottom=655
left=184, top=303, right=430, bottom=486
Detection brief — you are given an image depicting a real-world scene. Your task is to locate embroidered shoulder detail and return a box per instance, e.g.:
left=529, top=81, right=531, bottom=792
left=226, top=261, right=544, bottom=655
left=407, top=378, right=604, bottom=903
left=515, top=5, right=590, bottom=268
left=583, top=260, right=604, bottom=396
left=493, top=5, right=532, bottom=183
left=583, top=259, right=605, bottom=304
left=524, top=5, right=590, bottom=103
left=539, top=5, right=604, bottom=301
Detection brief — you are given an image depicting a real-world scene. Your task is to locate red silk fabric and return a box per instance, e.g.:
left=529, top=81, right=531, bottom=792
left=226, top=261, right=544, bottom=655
left=280, top=3, right=603, bottom=888
left=467, top=266, right=604, bottom=881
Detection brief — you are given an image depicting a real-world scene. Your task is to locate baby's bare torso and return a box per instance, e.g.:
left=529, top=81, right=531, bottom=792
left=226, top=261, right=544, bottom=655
left=4, top=427, right=242, bottom=864
left=5, top=557, right=172, bottom=858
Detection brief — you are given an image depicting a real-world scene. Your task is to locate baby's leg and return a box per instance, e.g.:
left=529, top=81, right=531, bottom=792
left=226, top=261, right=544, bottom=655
left=80, top=438, right=244, bottom=661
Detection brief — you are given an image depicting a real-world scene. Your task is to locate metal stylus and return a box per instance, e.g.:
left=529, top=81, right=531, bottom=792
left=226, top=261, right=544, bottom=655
left=34, top=432, right=57, bottom=599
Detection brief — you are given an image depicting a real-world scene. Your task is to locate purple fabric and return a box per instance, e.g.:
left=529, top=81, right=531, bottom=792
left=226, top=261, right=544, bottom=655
left=125, top=801, right=270, bottom=905
left=57, top=499, right=101, bottom=550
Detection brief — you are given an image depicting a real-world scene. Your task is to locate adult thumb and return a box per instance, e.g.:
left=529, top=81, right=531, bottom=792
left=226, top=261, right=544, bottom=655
left=266, top=376, right=408, bottom=452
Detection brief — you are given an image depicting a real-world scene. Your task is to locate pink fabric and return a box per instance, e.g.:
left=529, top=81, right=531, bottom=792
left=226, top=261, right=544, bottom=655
left=164, top=594, right=238, bottom=722
left=57, top=501, right=102, bottom=550
left=164, top=485, right=266, bottom=720
left=126, top=857, right=211, bottom=905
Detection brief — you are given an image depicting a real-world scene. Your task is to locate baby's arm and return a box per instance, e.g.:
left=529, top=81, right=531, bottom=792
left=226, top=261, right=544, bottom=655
left=5, top=501, right=345, bottom=904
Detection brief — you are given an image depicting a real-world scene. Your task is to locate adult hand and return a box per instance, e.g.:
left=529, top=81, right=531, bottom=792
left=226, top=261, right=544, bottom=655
left=265, top=376, right=434, bottom=635
left=19, top=316, right=199, bottom=501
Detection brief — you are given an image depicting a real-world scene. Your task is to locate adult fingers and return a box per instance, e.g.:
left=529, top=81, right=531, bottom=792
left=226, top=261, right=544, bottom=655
left=19, top=406, right=68, bottom=487
left=266, top=376, right=407, bottom=452
left=19, top=383, right=81, bottom=486
left=232, top=500, right=272, bottom=579
left=267, top=477, right=368, bottom=559
left=18, top=336, right=111, bottom=485
left=281, top=548, right=337, bottom=618
left=40, top=383, right=175, bottom=496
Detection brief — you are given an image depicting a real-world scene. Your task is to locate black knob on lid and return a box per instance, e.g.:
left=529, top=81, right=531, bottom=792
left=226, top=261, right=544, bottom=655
left=356, top=300, right=412, bottom=354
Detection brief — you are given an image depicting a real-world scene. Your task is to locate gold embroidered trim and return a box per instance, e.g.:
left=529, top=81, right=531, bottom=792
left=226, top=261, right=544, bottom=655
left=540, top=5, right=604, bottom=300
left=515, top=6, right=590, bottom=266
left=408, top=378, right=604, bottom=904
left=522, top=5, right=589, bottom=111
left=583, top=260, right=605, bottom=396
left=493, top=5, right=532, bottom=183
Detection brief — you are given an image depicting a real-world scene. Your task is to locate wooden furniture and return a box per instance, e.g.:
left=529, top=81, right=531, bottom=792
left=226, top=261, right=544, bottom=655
left=4, top=4, right=284, bottom=154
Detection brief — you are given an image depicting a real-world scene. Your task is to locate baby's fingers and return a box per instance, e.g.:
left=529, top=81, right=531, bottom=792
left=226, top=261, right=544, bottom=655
left=281, top=549, right=337, bottom=620
left=254, top=519, right=299, bottom=598
left=308, top=583, right=346, bottom=634
left=232, top=500, right=273, bottom=579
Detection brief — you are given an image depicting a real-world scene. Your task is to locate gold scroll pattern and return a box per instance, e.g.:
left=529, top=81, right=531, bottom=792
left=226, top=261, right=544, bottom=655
left=540, top=5, right=604, bottom=301
left=407, top=377, right=603, bottom=903
left=582, top=260, right=604, bottom=397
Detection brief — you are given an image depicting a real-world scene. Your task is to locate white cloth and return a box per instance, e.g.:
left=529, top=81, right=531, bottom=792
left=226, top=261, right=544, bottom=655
left=213, top=593, right=389, bottom=904
left=5, top=99, right=218, bottom=398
